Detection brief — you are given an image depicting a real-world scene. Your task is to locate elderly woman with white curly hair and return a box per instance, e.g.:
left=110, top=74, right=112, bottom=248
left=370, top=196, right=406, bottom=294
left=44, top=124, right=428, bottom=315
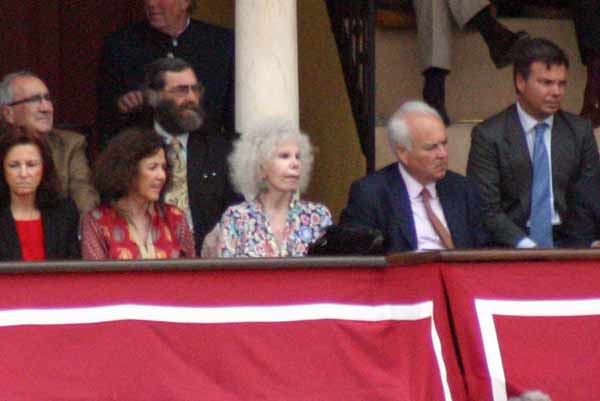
left=214, top=122, right=332, bottom=257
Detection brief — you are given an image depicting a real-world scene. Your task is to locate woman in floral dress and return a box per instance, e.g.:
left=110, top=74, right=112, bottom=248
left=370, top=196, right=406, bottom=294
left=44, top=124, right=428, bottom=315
left=215, top=121, right=331, bottom=257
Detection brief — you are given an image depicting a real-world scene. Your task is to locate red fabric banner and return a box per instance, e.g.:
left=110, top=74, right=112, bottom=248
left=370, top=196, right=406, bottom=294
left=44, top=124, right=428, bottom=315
left=442, top=260, right=600, bottom=401
left=0, top=265, right=465, bottom=401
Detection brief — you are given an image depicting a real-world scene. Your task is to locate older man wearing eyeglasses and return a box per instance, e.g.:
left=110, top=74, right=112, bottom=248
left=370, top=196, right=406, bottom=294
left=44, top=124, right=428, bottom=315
left=0, top=71, right=99, bottom=214
left=138, top=57, right=241, bottom=254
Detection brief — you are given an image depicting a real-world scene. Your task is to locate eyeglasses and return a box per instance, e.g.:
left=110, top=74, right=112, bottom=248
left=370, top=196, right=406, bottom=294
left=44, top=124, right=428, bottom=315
left=164, top=84, right=204, bottom=98
left=7, top=93, right=52, bottom=107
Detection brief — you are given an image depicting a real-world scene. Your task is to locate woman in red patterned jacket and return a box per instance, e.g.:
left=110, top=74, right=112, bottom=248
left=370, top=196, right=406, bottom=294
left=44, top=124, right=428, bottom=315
left=81, top=128, right=195, bottom=259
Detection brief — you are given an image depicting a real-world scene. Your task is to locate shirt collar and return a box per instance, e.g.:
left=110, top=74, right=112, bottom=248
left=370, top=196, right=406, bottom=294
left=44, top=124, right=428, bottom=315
left=175, top=18, right=191, bottom=38
left=112, top=199, right=155, bottom=220
left=255, top=192, right=300, bottom=210
left=398, top=162, right=438, bottom=200
left=147, top=18, right=190, bottom=40
left=154, top=120, right=189, bottom=149
left=516, top=101, right=554, bottom=134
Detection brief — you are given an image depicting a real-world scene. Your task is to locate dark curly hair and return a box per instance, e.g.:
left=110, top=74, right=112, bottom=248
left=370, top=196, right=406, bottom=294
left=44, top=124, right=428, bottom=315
left=143, top=57, right=193, bottom=92
left=0, top=125, right=61, bottom=208
left=94, top=128, right=170, bottom=204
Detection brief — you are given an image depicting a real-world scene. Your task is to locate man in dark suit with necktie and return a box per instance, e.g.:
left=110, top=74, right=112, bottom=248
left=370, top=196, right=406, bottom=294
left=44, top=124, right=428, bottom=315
left=141, top=57, right=241, bottom=255
left=467, top=38, right=599, bottom=248
left=339, top=100, right=487, bottom=253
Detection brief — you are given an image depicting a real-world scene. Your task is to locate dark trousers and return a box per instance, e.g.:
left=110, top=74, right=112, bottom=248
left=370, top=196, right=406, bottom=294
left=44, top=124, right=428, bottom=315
left=571, top=0, right=600, bottom=64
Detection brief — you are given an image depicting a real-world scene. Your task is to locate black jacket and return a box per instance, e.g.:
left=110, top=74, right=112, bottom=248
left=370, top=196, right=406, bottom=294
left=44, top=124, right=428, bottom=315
left=0, top=199, right=80, bottom=261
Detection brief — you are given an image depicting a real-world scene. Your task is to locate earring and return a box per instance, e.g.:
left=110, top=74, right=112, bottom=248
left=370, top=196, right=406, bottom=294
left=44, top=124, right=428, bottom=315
left=259, top=178, right=268, bottom=192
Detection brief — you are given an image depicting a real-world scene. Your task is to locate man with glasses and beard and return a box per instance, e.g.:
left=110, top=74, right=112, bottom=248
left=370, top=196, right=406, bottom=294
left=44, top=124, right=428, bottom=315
left=140, top=57, right=240, bottom=254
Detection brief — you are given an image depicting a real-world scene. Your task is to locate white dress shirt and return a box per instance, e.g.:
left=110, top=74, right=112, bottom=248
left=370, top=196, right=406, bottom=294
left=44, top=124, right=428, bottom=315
left=398, top=163, right=450, bottom=251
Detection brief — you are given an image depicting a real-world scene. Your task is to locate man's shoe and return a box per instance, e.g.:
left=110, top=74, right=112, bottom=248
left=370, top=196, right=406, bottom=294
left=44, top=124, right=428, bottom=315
left=581, top=61, right=600, bottom=129
left=423, top=67, right=451, bottom=126
left=433, top=103, right=450, bottom=127
left=423, top=94, right=450, bottom=126
left=581, top=97, right=600, bottom=129
left=488, top=31, right=530, bottom=69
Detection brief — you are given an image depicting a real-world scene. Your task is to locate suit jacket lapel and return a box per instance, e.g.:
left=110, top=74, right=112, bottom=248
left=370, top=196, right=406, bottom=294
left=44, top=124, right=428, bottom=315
left=0, top=208, right=22, bottom=260
left=504, top=105, right=533, bottom=212
left=384, top=166, right=417, bottom=250
left=186, top=131, right=207, bottom=200
left=550, top=112, right=571, bottom=208
left=437, top=178, right=461, bottom=246
left=41, top=207, right=55, bottom=258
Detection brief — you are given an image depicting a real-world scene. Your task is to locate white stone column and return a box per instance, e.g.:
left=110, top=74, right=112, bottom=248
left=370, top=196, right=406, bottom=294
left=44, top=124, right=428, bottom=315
left=235, top=0, right=299, bottom=135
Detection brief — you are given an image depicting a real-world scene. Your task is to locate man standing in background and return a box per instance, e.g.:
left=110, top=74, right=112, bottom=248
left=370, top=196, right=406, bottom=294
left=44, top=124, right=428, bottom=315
left=97, top=0, right=234, bottom=148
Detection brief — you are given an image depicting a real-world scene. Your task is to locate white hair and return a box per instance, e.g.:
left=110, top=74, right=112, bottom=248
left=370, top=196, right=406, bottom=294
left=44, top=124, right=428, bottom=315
left=508, top=390, right=552, bottom=401
left=387, top=100, right=442, bottom=153
left=0, top=71, right=39, bottom=107
left=229, top=120, right=315, bottom=201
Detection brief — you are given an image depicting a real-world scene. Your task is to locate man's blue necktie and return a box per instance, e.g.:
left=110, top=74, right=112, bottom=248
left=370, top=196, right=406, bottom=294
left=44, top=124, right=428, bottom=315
left=529, top=122, right=553, bottom=247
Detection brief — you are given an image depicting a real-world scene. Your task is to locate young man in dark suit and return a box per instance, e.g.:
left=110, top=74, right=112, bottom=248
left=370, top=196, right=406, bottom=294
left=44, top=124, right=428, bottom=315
left=340, top=100, right=487, bottom=253
left=467, top=38, right=599, bottom=248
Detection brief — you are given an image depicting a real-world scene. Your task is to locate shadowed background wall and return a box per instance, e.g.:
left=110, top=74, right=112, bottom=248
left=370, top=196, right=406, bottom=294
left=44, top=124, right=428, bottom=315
left=0, top=0, right=364, bottom=219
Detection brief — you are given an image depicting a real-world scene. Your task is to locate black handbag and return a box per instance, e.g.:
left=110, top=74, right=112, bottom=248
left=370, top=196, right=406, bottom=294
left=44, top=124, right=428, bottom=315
left=307, top=225, right=386, bottom=256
